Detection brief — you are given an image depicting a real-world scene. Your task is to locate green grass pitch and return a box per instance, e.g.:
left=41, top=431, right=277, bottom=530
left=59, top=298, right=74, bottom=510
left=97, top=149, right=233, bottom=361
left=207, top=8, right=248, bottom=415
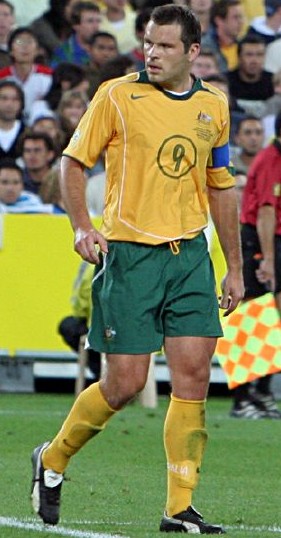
left=0, top=393, right=281, bottom=537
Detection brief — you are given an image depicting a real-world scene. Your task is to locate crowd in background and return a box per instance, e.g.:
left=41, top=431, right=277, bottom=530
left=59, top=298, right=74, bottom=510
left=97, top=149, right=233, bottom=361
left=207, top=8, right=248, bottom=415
left=0, top=0, right=280, bottom=215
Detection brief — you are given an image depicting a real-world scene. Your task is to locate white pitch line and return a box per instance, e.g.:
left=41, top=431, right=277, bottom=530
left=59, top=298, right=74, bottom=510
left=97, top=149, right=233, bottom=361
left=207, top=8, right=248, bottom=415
left=0, top=517, right=128, bottom=538
left=226, top=524, right=281, bottom=534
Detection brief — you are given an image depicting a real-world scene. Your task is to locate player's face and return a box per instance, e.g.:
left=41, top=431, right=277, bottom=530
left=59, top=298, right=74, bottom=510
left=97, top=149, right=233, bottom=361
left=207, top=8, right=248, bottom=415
left=144, top=21, right=200, bottom=92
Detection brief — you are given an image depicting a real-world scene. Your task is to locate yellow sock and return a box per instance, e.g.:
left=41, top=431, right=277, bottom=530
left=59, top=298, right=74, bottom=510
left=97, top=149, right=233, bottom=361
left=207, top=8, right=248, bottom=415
left=42, top=382, right=116, bottom=473
left=164, top=395, right=208, bottom=517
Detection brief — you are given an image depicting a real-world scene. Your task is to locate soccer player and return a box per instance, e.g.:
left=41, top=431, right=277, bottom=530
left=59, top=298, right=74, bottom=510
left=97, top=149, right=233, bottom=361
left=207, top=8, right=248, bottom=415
left=31, top=4, right=244, bottom=534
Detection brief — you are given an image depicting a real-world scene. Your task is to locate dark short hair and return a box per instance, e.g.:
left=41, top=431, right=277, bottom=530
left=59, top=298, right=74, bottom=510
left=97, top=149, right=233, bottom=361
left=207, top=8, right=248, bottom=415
left=0, top=158, right=23, bottom=178
left=0, top=79, right=25, bottom=112
left=135, top=8, right=152, bottom=33
left=235, top=114, right=262, bottom=133
left=150, top=4, right=201, bottom=52
left=88, top=31, right=117, bottom=47
left=8, top=26, right=38, bottom=52
left=20, top=132, right=55, bottom=153
left=237, top=34, right=266, bottom=56
left=100, top=54, right=135, bottom=83
left=211, top=0, right=241, bottom=25
left=0, top=0, right=14, bottom=14
left=70, top=1, right=100, bottom=25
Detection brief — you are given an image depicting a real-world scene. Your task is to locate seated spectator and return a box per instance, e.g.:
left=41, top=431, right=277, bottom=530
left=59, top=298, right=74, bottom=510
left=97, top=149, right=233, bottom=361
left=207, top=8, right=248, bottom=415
left=31, top=113, right=66, bottom=158
left=230, top=115, right=265, bottom=173
left=99, top=0, right=139, bottom=55
left=19, top=132, right=56, bottom=194
left=261, top=69, right=281, bottom=141
left=0, top=27, right=53, bottom=123
left=30, top=0, right=74, bottom=62
left=39, top=165, right=67, bottom=214
left=0, top=0, right=15, bottom=68
left=187, top=0, right=214, bottom=38
left=51, top=1, right=101, bottom=68
left=191, top=48, right=220, bottom=79
left=57, top=89, right=88, bottom=146
left=201, top=0, right=245, bottom=72
left=58, top=261, right=101, bottom=380
left=247, top=0, right=281, bottom=46
left=203, top=72, right=246, bottom=143
left=128, top=8, right=151, bottom=71
left=0, top=80, right=26, bottom=159
left=99, top=53, right=136, bottom=83
left=0, top=157, right=52, bottom=213
left=29, top=62, right=90, bottom=124
left=226, top=34, right=274, bottom=117
left=86, top=31, right=119, bottom=97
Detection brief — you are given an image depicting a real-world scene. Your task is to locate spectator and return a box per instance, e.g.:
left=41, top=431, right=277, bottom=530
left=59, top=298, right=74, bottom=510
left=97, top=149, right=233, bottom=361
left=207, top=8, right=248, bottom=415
left=0, top=27, right=53, bottom=122
left=39, top=165, right=67, bottom=214
left=0, top=157, right=52, bottom=213
left=99, top=0, right=139, bottom=54
left=128, top=8, right=151, bottom=71
left=231, top=115, right=265, bottom=173
left=99, top=53, right=136, bottom=83
left=202, top=0, right=245, bottom=72
left=86, top=31, right=119, bottom=97
left=0, top=79, right=26, bottom=159
left=29, top=62, right=90, bottom=124
left=247, top=0, right=281, bottom=46
left=31, top=113, right=66, bottom=158
left=19, top=132, right=56, bottom=194
left=226, top=34, right=274, bottom=118
left=230, top=111, right=281, bottom=419
left=57, top=89, right=88, bottom=146
left=30, top=0, right=74, bottom=62
left=0, top=0, right=15, bottom=68
left=51, top=1, right=101, bottom=67
left=192, top=47, right=220, bottom=78
left=187, top=0, right=214, bottom=38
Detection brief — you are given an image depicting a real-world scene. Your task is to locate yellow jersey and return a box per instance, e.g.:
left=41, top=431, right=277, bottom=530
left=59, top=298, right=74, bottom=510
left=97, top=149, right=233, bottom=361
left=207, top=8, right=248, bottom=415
left=63, top=71, right=234, bottom=244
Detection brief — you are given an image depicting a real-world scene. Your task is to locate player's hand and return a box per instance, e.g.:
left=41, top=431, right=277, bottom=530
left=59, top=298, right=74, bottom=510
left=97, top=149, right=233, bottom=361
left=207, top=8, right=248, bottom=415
left=219, top=271, right=245, bottom=317
left=255, top=258, right=275, bottom=292
left=74, top=227, right=108, bottom=264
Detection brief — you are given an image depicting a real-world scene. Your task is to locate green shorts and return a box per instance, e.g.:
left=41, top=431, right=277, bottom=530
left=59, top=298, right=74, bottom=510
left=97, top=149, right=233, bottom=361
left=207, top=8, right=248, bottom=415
left=88, top=233, right=222, bottom=354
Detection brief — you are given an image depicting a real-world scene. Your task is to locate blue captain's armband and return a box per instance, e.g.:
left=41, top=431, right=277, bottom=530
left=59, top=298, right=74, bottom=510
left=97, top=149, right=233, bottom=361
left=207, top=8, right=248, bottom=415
left=210, top=143, right=230, bottom=168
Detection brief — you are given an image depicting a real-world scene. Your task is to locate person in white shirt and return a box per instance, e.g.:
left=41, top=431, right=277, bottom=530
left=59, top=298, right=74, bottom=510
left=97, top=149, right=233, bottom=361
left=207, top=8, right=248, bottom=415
left=0, top=27, right=53, bottom=122
left=0, top=79, right=25, bottom=159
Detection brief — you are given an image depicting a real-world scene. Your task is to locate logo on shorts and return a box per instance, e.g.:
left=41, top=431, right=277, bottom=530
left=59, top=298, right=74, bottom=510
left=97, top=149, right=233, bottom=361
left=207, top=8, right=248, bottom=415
left=104, top=326, right=116, bottom=340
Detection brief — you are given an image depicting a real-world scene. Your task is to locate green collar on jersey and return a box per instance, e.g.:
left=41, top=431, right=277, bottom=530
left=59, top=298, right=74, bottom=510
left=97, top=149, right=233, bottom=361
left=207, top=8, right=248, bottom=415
left=137, top=70, right=206, bottom=100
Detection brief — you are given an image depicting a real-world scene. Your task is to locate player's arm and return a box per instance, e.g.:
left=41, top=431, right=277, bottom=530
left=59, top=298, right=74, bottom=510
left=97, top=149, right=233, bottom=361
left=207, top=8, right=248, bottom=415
left=208, top=185, right=244, bottom=315
left=60, top=156, right=108, bottom=264
left=256, top=204, right=276, bottom=291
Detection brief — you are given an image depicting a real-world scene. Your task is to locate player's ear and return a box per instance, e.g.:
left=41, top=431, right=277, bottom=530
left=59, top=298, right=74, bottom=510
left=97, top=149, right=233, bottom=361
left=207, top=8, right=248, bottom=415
left=188, top=43, right=200, bottom=62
